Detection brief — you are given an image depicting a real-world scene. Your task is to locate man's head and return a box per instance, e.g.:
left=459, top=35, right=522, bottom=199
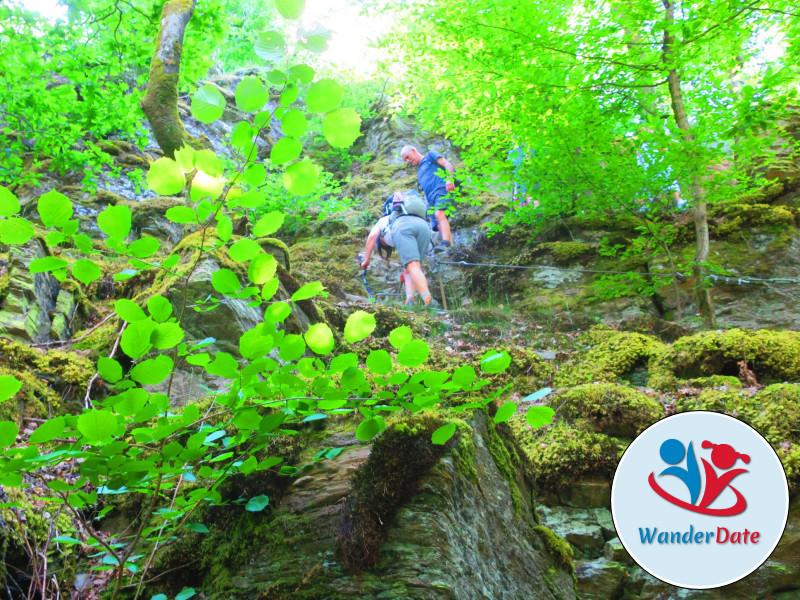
left=400, top=145, right=422, bottom=167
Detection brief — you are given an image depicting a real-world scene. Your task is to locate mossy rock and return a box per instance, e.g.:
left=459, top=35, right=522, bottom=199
left=0, top=338, right=94, bottom=418
left=553, top=383, right=663, bottom=438
left=667, top=328, right=800, bottom=383
left=338, top=413, right=449, bottom=571
left=710, top=203, right=796, bottom=236
left=512, top=421, right=620, bottom=491
left=538, top=241, right=592, bottom=264
left=553, top=326, right=669, bottom=388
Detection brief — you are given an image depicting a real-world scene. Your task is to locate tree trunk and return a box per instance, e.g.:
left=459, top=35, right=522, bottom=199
left=140, top=0, right=197, bottom=158
left=661, top=0, right=716, bottom=327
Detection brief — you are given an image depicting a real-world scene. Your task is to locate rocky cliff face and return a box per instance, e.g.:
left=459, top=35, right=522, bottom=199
left=2, top=79, right=800, bottom=600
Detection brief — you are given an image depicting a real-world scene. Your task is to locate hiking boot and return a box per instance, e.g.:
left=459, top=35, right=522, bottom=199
left=424, top=296, right=441, bottom=310
left=431, top=241, right=452, bottom=255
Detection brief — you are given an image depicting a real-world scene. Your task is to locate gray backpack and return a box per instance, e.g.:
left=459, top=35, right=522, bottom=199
left=389, top=189, right=429, bottom=225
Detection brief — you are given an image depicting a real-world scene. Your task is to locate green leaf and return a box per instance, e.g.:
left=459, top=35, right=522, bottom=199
left=29, top=257, right=68, bottom=273
left=275, top=0, right=304, bottom=19
left=343, top=310, right=376, bottom=343
left=194, top=151, right=223, bottom=177
left=128, top=237, right=160, bottom=259
left=254, top=31, right=285, bottom=62
left=480, top=350, right=511, bottom=374
left=98, top=204, right=132, bottom=240
left=97, top=357, right=123, bottom=383
left=147, top=296, right=173, bottom=323
left=229, top=238, right=262, bottom=262
left=248, top=253, right=277, bottom=285
left=186, top=523, right=210, bottom=534
left=526, top=406, right=555, bottom=429
left=245, top=494, right=269, bottom=512
left=165, top=206, right=196, bottom=224
left=494, top=402, right=517, bottom=423
left=291, top=281, right=326, bottom=302
left=120, top=320, right=156, bottom=359
left=239, top=328, right=274, bottom=360
left=281, top=110, right=307, bottom=138
left=151, top=322, right=184, bottom=349
left=261, top=278, right=280, bottom=301
left=305, top=323, right=334, bottom=355
left=150, top=595, right=168, bottom=600
left=216, top=212, right=233, bottom=243
left=389, top=326, right=413, bottom=349
left=191, top=84, right=226, bottom=123
left=355, top=417, right=381, bottom=442
left=323, top=108, right=362, bottom=148
left=452, top=365, right=476, bottom=388
left=265, top=301, right=291, bottom=323
left=230, top=121, right=255, bottom=150
left=175, top=589, right=196, bottom=600
left=72, top=259, right=103, bottom=285
left=77, top=409, right=118, bottom=444
left=130, top=355, right=173, bottom=385
left=397, top=339, right=430, bottom=367
left=242, top=164, right=266, bottom=187
left=279, top=84, right=299, bottom=106
left=205, top=352, right=239, bottom=379
left=270, top=137, right=302, bottom=165
left=279, top=334, right=306, bottom=361
left=252, top=212, right=284, bottom=237
left=0, top=186, right=20, bottom=216
left=366, top=349, right=391, bottom=375
left=115, top=299, right=147, bottom=322
left=431, top=423, right=456, bottom=445
left=28, top=416, right=67, bottom=444
left=212, top=268, right=241, bottom=295
left=0, top=421, right=19, bottom=447
left=306, top=78, right=343, bottom=113
left=190, top=171, right=225, bottom=202
left=37, top=190, right=73, bottom=228
left=235, top=76, right=270, bottom=112
left=0, top=375, right=21, bottom=402
left=146, top=157, right=185, bottom=195
left=282, top=161, right=319, bottom=196
left=288, top=64, right=315, bottom=85
left=174, top=146, right=196, bottom=172
left=0, top=218, right=34, bottom=245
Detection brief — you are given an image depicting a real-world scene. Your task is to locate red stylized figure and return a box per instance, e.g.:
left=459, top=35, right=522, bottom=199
left=697, top=441, right=750, bottom=510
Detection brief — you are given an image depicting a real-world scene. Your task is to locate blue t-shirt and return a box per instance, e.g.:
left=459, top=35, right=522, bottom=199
left=417, top=150, right=448, bottom=201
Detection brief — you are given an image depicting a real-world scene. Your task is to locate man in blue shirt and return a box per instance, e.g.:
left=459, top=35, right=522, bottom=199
left=400, top=145, right=457, bottom=253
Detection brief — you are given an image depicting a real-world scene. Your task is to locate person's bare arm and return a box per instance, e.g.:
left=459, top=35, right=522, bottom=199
left=437, top=156, right=456, bottom=191
left=361, top=223, right=382, bottom=268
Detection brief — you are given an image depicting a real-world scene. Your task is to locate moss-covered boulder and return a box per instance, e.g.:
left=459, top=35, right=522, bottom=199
left=667, top=328, right=800, bottom=383
left=513, top=422, right=621, bottom=492
left=553, top=383, right=663, bottom=438
left=553, top=326, right=669, bottom=388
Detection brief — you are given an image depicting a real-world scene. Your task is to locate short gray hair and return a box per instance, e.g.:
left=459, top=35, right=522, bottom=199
left=400, top=145, right=416, bottom=157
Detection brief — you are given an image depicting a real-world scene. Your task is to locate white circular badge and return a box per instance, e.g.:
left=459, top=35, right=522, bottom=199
left=611, top=411, right=789, bottom=589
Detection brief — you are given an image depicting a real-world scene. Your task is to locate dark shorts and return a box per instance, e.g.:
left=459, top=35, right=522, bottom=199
left=391, top=216, right=432, bottom=266
left=427, top=189, right=454, bottom=232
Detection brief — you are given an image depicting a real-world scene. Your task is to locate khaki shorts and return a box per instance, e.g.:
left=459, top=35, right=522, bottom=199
left=391, top=216, right=431, bottom=266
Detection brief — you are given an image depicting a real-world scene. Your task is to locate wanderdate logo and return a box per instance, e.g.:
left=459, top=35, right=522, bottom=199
left=612, top=412, right=788, bottom=589
left=648, top=438, right=750, bottom=516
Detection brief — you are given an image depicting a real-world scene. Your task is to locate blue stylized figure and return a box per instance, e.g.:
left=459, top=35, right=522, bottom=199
left=658, top=439, right=701, bottom=505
